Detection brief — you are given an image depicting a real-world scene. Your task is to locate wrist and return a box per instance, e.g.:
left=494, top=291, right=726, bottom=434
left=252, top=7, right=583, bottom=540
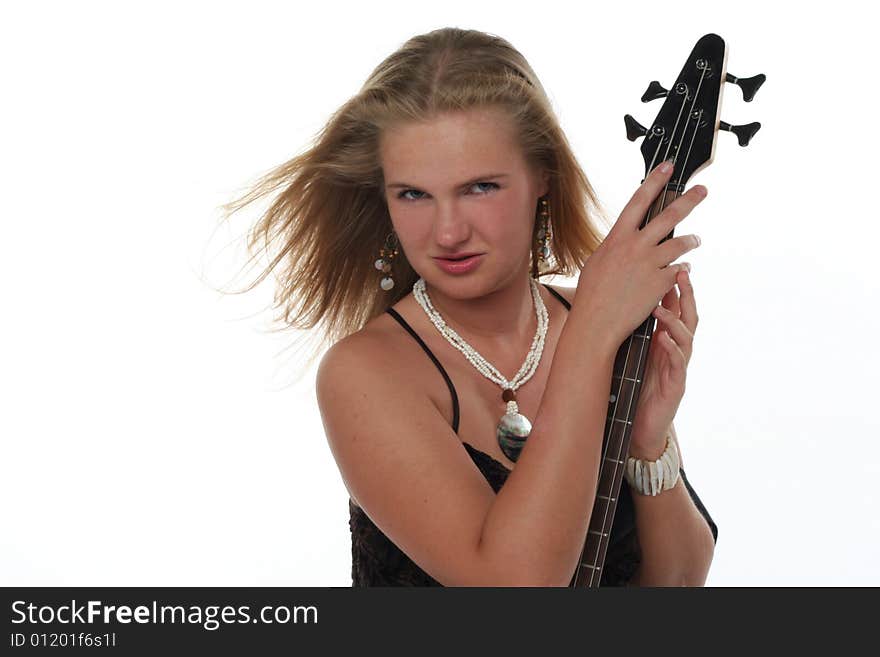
left=627, top=439, right=667, bottom=461
left=625, top=433, right=680, bottom=496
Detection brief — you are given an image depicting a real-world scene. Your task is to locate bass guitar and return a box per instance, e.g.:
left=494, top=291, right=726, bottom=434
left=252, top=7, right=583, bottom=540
left=569, top=33, right=765, bottom=587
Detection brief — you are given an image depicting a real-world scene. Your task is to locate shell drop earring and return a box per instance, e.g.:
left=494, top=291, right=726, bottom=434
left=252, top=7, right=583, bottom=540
left=530, top=197, right=553, bottom=278
left=375, top=231, right=399, bottom=291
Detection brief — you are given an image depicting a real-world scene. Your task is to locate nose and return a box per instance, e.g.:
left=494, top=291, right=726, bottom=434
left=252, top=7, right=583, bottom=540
left=433, top=201, right=472, bottom=248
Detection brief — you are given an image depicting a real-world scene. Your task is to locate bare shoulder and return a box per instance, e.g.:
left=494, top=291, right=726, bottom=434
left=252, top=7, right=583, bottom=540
left=315, top=321, right=420, bottom=509
left=315, top=321, right=407, bottom=467
left=315, top=310, right=411, bottom=395
left=316, top=319, right=394, bottom=383
left=314, top=315, right=500, bottom=585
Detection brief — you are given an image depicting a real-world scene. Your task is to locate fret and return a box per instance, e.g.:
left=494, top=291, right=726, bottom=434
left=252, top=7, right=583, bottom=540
left=613, top=418, right=633, bottom=426
left=588, top=530, right=609, bottom=537
left=603, top=456, right=624, bottom=465
left=579, top=562, right=600, bottom=571
left=597, top=460, right=622, bottom=491
left=596, top=494, right=616, bottom=502
left=611, top=374, right=642, bottom=383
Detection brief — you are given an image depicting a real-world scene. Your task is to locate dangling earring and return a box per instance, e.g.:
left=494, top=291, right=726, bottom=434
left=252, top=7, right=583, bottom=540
left=535, top=197, right=553, bottom=273
left=375, top=231, right=399, bottom=291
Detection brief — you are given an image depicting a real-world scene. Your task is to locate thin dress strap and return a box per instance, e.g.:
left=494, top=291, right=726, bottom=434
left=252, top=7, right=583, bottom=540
left=541, top=283, right=571, bottom=310
left=385, top=307, right=460, bottom=434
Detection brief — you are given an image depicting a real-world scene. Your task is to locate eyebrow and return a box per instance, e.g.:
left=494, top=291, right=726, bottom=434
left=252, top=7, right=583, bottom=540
left=385, top=173, right=510, bottom=190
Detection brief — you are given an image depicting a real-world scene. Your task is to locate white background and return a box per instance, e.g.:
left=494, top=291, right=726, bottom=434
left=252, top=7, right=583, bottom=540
left=2, top=1, right=876, bottom=586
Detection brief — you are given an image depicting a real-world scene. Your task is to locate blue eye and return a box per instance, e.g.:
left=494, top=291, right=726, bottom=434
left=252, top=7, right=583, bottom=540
left=398, top=189, right=426, bottom=201
left=471, top=182, right=499, bottom=194
left=397, top=181, right=499, bottom=201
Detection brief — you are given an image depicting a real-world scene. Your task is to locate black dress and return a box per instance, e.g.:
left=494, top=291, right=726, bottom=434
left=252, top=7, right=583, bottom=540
left=349, top=284, right=718, bottom=586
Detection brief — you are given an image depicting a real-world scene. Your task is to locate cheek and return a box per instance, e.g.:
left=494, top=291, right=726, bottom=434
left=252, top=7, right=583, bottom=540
left=387, top=211, right=428, bottom=254
left=488, top=196, right=535, bottom=243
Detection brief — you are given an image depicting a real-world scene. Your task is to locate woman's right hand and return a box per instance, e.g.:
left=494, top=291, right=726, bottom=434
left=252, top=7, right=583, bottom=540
left=574, top=160, right=706, bottom=348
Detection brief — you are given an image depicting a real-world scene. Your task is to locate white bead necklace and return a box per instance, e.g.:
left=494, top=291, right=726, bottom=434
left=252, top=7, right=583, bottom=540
left=412, top=276, right=549, bottom=463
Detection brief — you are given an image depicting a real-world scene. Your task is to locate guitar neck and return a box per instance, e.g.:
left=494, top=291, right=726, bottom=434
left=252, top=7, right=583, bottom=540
left=569, top=190, right=680, bottom=588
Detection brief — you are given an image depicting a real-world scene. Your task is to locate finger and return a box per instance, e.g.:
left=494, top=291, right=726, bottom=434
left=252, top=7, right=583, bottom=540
left=660, top=329, right=687, bottom=373
left=662, top=280, right=681, bottom=318
left=654, top=233, right=701, bottom=271
left=652, top=305, right=693, bottom=360
left=616, top=160, right=675, bottom=233
left=676, top=270, right=698, bottom=333
left=644, top=185, right=708, bottom=246
left=662, top=260, right=692, bottom=291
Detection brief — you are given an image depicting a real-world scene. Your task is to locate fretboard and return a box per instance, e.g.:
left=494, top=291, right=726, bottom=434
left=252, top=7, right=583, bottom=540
left=569, top=187, right=680, bottom=587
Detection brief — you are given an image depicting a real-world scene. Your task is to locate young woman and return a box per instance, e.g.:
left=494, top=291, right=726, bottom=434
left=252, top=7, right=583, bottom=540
left=225, top=27, right=717, bottom=586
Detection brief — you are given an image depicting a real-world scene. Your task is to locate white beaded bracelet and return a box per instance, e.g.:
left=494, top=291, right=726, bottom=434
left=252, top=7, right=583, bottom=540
left=624, top=433, right=680, bottom=496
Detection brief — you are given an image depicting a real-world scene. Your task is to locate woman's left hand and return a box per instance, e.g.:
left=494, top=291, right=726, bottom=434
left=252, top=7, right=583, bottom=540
left=629, top=269, right=698, bottom=458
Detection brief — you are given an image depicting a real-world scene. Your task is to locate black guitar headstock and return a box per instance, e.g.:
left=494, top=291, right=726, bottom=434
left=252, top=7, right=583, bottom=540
left=624, top=33, right=765, bottom=191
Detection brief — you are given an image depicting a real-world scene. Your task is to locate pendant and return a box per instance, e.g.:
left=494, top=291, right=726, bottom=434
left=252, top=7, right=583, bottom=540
left=496, top=390, right=531, bottom=463
left=496, top=411, right=532, bottom=462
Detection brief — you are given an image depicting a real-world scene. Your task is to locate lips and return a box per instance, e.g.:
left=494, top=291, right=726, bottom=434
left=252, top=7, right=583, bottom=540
left=434, top=253, right=482, bottom=261
left=432, top=253, right=485, bottom=275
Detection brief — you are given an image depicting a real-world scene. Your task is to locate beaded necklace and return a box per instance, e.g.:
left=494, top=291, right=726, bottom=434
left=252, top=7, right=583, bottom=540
left=412, top=277, right=549, bottom=462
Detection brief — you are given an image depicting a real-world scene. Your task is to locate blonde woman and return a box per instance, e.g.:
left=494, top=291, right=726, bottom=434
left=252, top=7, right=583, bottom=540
left=224, top=27, right=717, bottom=586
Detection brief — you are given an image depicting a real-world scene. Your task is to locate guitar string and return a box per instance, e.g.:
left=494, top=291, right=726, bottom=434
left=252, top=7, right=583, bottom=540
left=576, top=197, right=668, bottom=586
left=582, top=198, right=663, bottom=586
left=680, top=108, right=705, bottom=183
left=591, top=69, right=707, bottom=580
left=659, top=64, right=709, bottom=211
left=578, top=102, right=686, bottom=587
left=576, top=63, right=710, bottom=586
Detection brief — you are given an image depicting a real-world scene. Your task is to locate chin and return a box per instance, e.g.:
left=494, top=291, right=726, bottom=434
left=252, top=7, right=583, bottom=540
left=419, top=271, right=486, bottom=297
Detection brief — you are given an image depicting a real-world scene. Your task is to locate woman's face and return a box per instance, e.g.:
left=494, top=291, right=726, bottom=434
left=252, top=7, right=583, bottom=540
left=378, top=106, right=549, bottom=297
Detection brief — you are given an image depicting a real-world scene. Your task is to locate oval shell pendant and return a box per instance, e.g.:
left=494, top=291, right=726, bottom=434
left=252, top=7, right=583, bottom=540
left=496, top=411, right=532, bottom=463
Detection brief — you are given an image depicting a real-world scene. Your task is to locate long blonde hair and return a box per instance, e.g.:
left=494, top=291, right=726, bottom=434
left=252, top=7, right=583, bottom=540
left=219, top=27, right=608, bottom=370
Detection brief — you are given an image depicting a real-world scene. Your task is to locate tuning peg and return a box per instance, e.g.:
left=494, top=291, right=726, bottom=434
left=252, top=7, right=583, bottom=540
left=725, top=73, right=766, bottom=102
left=623, top=114, right=648, bottom=141
left=719, top=120, right=761, bottom=146
left=641, top=80, right=669, bottom=102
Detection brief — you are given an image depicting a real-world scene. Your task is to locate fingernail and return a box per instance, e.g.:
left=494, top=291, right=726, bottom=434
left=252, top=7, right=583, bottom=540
left=660, top=160, right=673, bottom=174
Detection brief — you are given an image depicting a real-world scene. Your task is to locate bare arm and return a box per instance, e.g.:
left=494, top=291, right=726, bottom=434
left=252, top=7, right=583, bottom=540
left=317, top=312, right=617, bottom=587
left=475, top=299, right=618, bottom=585
left=626, top=423, right=716, bottom=586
